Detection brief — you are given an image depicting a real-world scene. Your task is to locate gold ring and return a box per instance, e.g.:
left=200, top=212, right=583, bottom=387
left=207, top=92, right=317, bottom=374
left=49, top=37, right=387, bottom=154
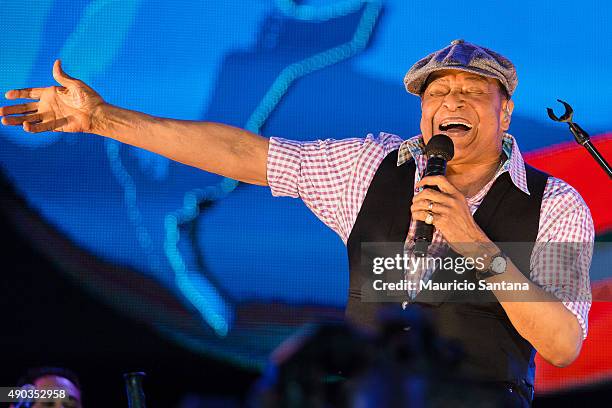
left=425, top=212, right=434, bottom=225
left=428, top=201, right=434, bottom=211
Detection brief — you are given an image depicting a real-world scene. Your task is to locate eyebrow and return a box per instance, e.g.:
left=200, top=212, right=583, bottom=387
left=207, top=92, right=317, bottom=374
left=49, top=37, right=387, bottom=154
left=464, top=75, right=489, bottom=83
left=428, top=75, right=489, bottom=85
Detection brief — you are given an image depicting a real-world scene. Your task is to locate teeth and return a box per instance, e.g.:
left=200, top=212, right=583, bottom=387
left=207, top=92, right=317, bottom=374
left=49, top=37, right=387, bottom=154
left=440, top=120, right=472, bottom=129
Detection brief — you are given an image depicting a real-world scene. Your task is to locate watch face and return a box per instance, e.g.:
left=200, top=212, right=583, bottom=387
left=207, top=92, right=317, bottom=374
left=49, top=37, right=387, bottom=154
left=491, top=256, right=507, bottom=274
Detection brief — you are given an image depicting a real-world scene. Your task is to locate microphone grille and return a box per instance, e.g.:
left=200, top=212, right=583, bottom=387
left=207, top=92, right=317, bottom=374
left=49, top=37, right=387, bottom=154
left=425, top=134, right=454, bottom=161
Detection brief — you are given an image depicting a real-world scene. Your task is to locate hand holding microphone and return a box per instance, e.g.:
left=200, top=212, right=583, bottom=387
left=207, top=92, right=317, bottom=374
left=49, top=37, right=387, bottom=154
left=412, top=135, right=497, bottom=259
left=412, top=134, right=454, bottom=257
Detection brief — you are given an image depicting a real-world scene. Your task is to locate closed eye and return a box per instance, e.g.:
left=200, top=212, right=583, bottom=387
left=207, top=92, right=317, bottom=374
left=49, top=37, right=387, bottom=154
left=428, top=89, right=448, bottom=97
left=466, top=87, right=488, bottom=95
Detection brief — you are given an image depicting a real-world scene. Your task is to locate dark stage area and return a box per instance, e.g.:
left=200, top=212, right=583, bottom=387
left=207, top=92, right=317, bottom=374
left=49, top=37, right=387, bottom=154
left=0, top=207, right=258, bottom=407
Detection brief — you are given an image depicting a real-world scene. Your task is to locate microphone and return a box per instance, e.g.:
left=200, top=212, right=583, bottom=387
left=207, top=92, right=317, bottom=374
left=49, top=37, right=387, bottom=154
left=124, top=372, right=147, bottom=408
left=413, top=134, right=454, bottom=257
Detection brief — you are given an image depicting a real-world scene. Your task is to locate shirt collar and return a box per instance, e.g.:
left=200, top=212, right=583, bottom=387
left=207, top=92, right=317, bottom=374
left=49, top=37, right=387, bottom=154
left=396, top=133, right=530, bottom=195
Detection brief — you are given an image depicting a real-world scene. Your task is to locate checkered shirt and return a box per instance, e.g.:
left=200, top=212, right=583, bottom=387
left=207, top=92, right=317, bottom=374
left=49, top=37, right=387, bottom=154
left=266, top=132, right=593, bottom=339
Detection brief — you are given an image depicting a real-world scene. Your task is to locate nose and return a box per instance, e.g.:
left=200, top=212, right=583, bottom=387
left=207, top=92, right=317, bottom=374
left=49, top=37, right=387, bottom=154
left=442, top=88, right=465, bottom=111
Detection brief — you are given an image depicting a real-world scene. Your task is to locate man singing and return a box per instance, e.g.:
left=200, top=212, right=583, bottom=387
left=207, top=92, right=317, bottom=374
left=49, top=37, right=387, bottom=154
left=0, top=40, right=593, bottom=406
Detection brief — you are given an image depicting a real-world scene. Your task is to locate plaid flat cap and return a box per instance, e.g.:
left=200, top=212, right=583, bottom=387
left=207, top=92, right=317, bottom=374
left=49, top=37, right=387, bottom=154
left=403, top=39, right=518, bottom=97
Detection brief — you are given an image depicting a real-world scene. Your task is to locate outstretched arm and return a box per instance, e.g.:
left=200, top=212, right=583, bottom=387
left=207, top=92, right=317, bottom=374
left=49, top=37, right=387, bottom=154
left=0, top=60, right=269, bottom=185
left=92, top=104, right=269, bottom=185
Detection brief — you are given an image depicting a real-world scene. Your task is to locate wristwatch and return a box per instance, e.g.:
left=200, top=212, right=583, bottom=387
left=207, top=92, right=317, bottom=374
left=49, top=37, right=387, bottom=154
left=476, top=251, right=508, bottom=280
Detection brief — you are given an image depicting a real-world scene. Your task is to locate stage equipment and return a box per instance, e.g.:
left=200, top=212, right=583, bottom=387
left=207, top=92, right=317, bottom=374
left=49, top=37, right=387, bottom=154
left=547, top=99, right=611, bottom=178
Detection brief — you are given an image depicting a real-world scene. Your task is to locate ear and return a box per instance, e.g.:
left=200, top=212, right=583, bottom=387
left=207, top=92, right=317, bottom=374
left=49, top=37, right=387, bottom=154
left=501, top=99, right=514, bottom=131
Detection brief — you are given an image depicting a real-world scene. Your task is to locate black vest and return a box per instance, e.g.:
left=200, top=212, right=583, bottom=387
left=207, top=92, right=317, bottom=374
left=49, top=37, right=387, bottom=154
left=346, top=149, right=549, bottom=387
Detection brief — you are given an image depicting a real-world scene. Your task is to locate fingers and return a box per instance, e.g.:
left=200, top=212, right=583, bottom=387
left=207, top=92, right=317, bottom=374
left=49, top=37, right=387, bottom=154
left=24, top=117, right=68, bottom=133
left=411, top=198, right=449, bottom=214
left=5, top=88, right=45, bottom=100
left=412, top=209, right=434, bottom=223
left=4, top=59, right=75, bottom=99
left=416, top=175, right=460, bottom=195
left=413, top=188, right=450, bottom=206
left=0, top=102, right=38, bottom=116
left=2, top=112, right=43, bottom=126
left=52, top=59, right=78, bottom=87
left=0, top=102, right=43, bottom=127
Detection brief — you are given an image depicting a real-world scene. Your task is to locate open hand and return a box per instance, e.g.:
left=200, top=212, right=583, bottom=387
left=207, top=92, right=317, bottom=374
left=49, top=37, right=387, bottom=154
left=0, top=59, right=105, bottom=133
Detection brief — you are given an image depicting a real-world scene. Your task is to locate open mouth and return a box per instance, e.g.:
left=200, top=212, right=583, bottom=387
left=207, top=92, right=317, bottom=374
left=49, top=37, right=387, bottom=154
left=438, top=120, right=473, bottom=136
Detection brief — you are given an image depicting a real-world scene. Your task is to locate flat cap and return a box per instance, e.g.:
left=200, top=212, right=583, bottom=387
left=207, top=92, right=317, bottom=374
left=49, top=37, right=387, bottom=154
left=403, top=39, right=517, bottom=97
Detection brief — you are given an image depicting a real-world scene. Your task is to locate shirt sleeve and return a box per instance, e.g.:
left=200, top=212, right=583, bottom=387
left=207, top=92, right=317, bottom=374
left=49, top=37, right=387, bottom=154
left=531, top=177, right=594, bottom=339
left=266, top=132, right=403, bottom=242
